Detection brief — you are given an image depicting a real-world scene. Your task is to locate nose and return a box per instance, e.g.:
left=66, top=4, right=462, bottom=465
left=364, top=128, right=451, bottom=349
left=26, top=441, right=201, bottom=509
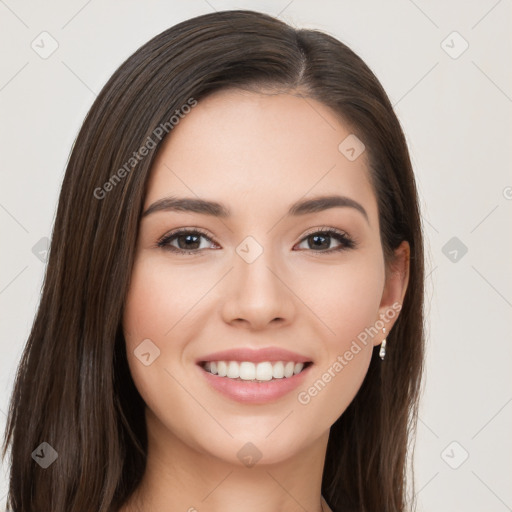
left=221, top=247, right=296, bottom=331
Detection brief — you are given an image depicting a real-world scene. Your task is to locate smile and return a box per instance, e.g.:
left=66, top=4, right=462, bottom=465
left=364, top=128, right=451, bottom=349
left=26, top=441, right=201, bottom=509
left=197, top=360, right=313, bottom=404
left=201, top=360, right=311, bottom=381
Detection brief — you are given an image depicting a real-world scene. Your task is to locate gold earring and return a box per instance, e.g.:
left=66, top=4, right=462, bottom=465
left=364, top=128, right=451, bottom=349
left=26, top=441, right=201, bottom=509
left=379, top=327, right=387, bottom=360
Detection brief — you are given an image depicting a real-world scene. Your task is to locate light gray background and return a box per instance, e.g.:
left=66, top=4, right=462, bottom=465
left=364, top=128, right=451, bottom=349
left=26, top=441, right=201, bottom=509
left=1, top=1, right=511, bottom=511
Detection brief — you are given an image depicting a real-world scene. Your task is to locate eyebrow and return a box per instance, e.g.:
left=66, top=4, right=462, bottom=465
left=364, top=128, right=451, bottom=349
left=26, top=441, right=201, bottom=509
left=141, top=194, right=369, bottom=223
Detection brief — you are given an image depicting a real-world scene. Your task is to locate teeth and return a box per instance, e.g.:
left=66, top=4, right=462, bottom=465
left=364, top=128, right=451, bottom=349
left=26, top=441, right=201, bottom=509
left=202, top=360, right=307, bottom=380
left=272, top=361, right=284, bottom=379
left=239, top=362, right=255, bottom=380
left=227, top=361, right=239, bottom=379
left=256, top=362, right=273, bottom=381
left=284, top=361, right=294, bottom=378
left=217, top=361, right=227, bottom=377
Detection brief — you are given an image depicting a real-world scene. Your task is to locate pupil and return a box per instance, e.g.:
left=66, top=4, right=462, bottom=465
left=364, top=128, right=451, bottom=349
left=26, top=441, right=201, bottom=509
left=179, top=234, right=199, bottom=249
left=311, top=234, right=328, bottom=250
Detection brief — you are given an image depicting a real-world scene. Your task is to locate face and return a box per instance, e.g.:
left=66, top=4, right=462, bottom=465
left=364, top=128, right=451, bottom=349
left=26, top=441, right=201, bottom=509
left=123, top=88, right=409, bottom=466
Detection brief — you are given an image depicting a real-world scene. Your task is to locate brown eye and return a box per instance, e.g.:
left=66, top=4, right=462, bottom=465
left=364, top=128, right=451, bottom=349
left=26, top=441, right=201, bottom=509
left=295, top=229, right=356, bottom=253
left=157, top=229, right=218, bottom=254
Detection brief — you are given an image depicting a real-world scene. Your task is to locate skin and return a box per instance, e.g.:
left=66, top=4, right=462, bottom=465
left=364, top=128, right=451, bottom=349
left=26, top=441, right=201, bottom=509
left=121, top=88, right=410, bottom=512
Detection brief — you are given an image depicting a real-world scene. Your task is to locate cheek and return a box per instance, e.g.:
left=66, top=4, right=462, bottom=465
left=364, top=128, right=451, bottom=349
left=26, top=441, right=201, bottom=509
left=123, top=255, right=208, bottom=344
left=293, top=255, right=385, bottom=420
left=122, top=258, right=179, bottom=399
left=296, top=255, right=385, bottom=346
left=122, top=253, right=222, bottom=395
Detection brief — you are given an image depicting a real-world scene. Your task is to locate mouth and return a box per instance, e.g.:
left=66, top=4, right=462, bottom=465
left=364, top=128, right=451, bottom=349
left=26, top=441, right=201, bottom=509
left=195, top=347, right=314, bottom=403
left=198, top=360, right=313, bottom=382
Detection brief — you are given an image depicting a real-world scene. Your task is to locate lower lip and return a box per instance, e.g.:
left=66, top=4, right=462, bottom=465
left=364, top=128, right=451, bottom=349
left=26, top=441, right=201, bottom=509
left=198, top=364, right=312, bottom=404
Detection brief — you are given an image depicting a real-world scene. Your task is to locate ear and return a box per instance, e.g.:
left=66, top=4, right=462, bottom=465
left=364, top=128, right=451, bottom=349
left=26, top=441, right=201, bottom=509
left=373, top=240, right=410, bottom=347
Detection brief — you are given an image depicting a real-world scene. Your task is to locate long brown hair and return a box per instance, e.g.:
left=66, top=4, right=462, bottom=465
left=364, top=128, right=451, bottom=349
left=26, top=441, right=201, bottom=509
left=2, top=10, right=424, bottom=512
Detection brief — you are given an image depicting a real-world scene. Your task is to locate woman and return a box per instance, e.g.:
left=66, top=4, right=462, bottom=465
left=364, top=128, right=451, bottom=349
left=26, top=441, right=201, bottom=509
left=2, top=9, right=424, bottom=512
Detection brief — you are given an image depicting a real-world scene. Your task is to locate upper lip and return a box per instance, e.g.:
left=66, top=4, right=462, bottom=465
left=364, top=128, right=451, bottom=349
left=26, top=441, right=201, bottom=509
left=196, top=347, right=312, bottom=364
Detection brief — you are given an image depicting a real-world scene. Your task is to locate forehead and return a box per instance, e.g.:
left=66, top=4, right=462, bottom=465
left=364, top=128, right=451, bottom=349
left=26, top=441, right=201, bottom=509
left=144, top=89, right=378, bottom=224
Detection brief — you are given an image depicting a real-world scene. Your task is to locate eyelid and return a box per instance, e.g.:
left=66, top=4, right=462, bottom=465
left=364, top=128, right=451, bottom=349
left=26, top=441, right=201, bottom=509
left=159, top=226, right=214, bottom=240
left=300, top=225, right=350, bottom=239
left=158, top=226, right=352, bottom=241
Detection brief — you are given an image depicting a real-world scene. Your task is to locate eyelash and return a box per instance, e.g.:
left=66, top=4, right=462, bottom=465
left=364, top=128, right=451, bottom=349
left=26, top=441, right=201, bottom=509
left=155, top=227, right=356, bottom=255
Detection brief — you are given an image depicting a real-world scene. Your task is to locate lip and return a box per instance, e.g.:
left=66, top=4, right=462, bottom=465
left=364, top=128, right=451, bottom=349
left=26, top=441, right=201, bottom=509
left=196, top=347, right=312, bottom=364
left=197, top=362, right=313, bottom=404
